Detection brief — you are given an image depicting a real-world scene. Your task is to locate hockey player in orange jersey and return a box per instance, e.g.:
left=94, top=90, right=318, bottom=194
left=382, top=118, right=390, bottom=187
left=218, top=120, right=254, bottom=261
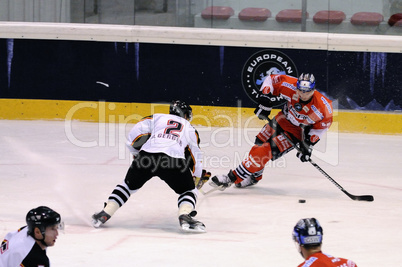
left=293, top=218, right=357, bottom=267
left=210, top=73, right=333, bottom=188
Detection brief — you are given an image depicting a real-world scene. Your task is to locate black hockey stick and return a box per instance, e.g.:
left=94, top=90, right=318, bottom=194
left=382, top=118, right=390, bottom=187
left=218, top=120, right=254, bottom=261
left=282, top=134, right=374, bottom=202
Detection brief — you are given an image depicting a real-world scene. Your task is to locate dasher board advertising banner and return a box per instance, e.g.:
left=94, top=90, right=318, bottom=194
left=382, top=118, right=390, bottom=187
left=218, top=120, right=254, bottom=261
left=0, top=39, right=400, bottom=111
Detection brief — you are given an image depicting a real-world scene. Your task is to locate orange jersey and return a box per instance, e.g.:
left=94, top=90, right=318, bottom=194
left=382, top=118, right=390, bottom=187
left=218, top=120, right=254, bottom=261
left=298, top=252, right=357, bottom=267
left=260, top=74, right=333, bottom=141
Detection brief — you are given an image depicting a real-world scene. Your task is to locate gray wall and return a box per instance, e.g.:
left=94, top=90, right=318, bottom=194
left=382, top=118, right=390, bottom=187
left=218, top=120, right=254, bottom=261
left=0, top=0, right=70, bottom=22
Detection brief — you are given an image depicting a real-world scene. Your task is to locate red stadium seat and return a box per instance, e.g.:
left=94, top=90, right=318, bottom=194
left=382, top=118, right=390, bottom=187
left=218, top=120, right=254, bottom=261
left=201, top=6, right=234, bottom=20
left=351, top=12, right=384, bottom=26
left=275, top=9, right=308, bottom=23
left=313, top=10, right=346, bottom=24
left=238, top=7, right=271, bottom=22
left=388, top=13, right=402, bottom=26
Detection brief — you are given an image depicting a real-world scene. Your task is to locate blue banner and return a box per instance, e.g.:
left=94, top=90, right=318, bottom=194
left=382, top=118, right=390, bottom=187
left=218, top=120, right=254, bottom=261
left=0, top=39, right=400, bottom=111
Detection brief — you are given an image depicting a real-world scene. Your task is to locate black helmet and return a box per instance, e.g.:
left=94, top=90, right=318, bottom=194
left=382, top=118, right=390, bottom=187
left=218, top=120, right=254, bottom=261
left=292, top=218, right=323, bottom=247
left=297, top=73, right=316, bottom=92
left=26, top=206, right=61, bottom=237
left=169, top=100, right=193, bottom=121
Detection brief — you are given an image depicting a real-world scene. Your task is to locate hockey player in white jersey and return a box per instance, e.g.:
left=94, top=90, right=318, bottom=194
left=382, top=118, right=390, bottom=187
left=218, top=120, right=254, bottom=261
left=92, top=100, right=210, bottom=233
left=0, top=206, right=62, bottom=267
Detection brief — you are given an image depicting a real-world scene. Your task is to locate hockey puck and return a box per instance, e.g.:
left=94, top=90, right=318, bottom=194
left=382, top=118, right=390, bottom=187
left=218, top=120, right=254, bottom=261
left=298, top=199, right=306, bottom=203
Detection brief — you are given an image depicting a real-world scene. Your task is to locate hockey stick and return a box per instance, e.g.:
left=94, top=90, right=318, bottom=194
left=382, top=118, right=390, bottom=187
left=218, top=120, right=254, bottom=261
left=199, top=185, right=224, bottom=195
left=282, top=134, right=374, bottom=202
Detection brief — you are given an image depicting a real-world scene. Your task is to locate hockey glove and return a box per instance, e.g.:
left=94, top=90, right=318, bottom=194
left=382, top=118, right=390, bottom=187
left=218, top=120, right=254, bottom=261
left=296, top=134, right=319, bottom=162
left=254, top=104, right=272, bottom=120
left=296, top=142, right=312, bottom=162
left=254, top=93, right=287, bottom=120
left=194, top=169, right=211, bottom=189
left=257, top=93, right=286, bottom=108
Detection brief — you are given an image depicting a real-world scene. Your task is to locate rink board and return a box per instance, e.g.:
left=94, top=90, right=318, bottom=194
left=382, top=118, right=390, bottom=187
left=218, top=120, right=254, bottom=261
left=0, top=98, right=400, bottom=135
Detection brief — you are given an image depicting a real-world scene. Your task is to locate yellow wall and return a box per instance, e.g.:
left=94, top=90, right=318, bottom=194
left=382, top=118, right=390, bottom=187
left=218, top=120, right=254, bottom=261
left=0, top=99, right=401, bottom=135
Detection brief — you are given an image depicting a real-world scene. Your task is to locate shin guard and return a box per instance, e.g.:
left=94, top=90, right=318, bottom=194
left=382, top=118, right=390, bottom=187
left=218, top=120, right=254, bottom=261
left=243, top=143, right=272, bottom=173
left=233, top=143, right=272, bottom=184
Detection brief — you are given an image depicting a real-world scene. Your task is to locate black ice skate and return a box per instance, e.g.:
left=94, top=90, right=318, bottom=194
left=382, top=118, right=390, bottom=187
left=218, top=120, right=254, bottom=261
left=91, top=210, right=111, bottom=228
left=179, top=211, right=206, bottom=233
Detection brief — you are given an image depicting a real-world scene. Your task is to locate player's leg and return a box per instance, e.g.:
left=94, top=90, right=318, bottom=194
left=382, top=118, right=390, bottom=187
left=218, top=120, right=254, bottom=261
left=92, top=152, right=154, bottom=227
left=210, top=121, right=276, bottom=189
left=177, top=189, right=205, bottom=233
left=91, top=181, right=138, bottom=228
left=232, top=141, right=272, bottom=187
left=158, top=157, right=206, bottom=233
left=234, top=130, right=295, bottom=187
left=211, top=119, right=297, bottom=189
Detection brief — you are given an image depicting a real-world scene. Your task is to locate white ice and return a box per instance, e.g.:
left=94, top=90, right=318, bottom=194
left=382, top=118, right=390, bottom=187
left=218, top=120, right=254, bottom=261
left=0, top=119, right=401, bottom=267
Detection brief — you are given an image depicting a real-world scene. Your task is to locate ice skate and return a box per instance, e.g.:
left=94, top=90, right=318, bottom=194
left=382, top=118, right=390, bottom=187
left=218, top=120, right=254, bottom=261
left=91, top=210, right=111, bottom=228
left=179, top=211, right=206, bottom=233
left=209, top=171, right=236, bottom=190
left=234, top=174, right=259, bottom=188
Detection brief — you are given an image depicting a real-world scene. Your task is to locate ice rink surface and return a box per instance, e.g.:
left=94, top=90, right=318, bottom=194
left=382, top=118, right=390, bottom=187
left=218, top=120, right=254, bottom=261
left=1, top=119, right=401, bottom=267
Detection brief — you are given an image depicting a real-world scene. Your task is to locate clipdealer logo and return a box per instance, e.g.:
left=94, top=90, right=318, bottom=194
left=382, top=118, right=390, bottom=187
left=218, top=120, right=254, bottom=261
left=241, top=49, right=298, bottom=103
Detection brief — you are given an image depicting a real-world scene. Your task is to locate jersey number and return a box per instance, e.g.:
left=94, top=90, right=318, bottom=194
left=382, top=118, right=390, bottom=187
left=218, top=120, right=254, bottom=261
left=1, top=239, right=8, bottom=254
left=164, top=120, right=183, bottom=137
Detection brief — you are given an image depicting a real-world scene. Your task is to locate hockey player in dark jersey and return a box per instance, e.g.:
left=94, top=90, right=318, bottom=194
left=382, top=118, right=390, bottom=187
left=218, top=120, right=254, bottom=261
left=293, top=218, right=358, bottom=267
left=92, top=100, right=210, bottom=233
left=0, top=206, right=62, bottom=267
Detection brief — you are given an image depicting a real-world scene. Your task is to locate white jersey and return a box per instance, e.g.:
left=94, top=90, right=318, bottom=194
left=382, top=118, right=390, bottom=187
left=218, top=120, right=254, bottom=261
left=127, top=113, right=203, bottom=178
left=0, top=226, right=49, bottom=267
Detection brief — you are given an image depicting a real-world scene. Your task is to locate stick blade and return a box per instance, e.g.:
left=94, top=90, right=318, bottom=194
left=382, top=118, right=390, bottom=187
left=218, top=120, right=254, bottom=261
left=344, top=190, right=374, bottom=202
left=354, top=195, right=374, bottom=202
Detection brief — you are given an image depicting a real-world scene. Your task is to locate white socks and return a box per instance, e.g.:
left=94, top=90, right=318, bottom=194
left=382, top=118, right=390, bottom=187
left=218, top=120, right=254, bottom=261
left=104, top=201, right=120, bottom=216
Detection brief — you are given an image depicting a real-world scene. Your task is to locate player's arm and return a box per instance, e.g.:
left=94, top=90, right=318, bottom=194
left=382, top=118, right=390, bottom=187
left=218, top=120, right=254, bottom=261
left=184, top=132, right=210, bottom=189
left=296, top=126, right=318, bottom=162
left=254, top=93, right=287, bottom=120
left=125, top=115, right=153, bottom=158
left=1, top=241, right=26, bottom=267
left=187, top=127, right=210, bottom=189
left=297, top=94, right=333, bottom=162
left=187, top=128, right=203, bottom=178
left=254, top=75, right=287, bottom=120
left=297, top=116, right=332, bottom=162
